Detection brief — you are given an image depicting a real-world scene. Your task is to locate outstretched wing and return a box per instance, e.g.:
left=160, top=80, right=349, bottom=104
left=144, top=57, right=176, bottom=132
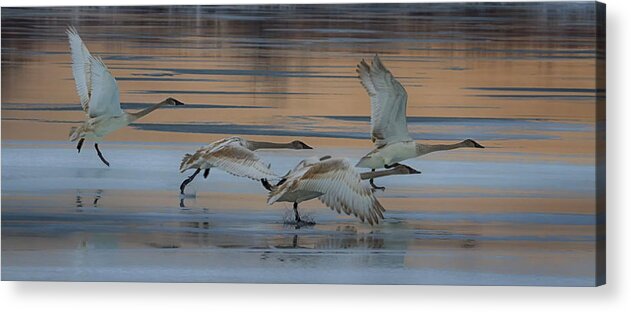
left=66, top=26, right=93, bottom=114
left=270, top=158, right=385, bottom=225
left=87, top=56, right=123, bottom=117
left=66, top=26, right=122, bottom=118
left=280, top=155, right=328, bottom=179
left=357, top=54, right=411, bottom=147
left=201, top=143, right=279, bottom=180
left=180, top=137, right=244, bottom=172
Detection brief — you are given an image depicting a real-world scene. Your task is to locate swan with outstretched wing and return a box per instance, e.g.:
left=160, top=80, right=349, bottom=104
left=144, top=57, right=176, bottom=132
left=355, top=54, right=484, bottom=190
left=66, top=26, right=184, bottom=166
left=262, top=157, right=420, bottom=226
left=178, top=136, right=313, bottom=195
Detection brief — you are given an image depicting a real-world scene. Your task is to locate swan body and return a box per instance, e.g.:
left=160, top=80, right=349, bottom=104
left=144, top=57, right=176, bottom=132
left=69, top=114, right=133, bottom=142
left=267, top=157, right=385, bottom=225
left=264, top=156, right=419, bottom=225
left=179, top=137, right=280, bottom=179
left=178, top=136, right=312, bottom=194
left=356, top=141, right=417, bottom=168
left=66, top=26, right=183, bottom=166
left=355, top=54, right=484, bottom=170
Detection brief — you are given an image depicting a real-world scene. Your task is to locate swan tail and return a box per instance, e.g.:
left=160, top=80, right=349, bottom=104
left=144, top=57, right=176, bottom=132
left=179, top=153, right=195, bottom=172
left=68, top=126, right=80, bottom=142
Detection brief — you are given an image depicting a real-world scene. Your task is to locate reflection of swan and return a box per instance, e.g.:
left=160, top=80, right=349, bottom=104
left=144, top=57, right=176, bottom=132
left=273, top=232, right=384, bottom=249
left=75, top=189, right=103, bottom=211
left=461, top=238, right=477, bottom=248
left=313, top=228, right=385, bottom=250
left=178, top=136, right=312, bottom=195
left=355, top=55, right=484, bottom=189
left=261, top=228, right=387, bottom=263
left=66, top=27, right=184, bottom=166
left=262, top=156, right=420, bottom=226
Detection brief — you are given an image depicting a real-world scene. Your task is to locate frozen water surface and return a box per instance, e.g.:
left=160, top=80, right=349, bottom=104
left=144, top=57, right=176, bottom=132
left=2, top=143, right=597, bottom=285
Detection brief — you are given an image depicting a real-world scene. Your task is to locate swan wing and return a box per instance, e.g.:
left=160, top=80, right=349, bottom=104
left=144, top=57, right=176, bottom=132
left=280, top=155, right=326, bottom=178
left=357, top=54, right=411, bottom=147
left=270, top=158, right=385, bottom=225
left=180, top=137, right=247, bottom=172
left=66, top=26, right=93, bottom=114
left=201, top=143, right=279, bottom=180
left=87, top=56, right=123, bottom=117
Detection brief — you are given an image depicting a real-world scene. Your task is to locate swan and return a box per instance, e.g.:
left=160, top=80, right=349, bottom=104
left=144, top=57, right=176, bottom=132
left=261, top=156, right=420, bottom=226
left=178, top=136, right=313, bottom=194
left=355, top=54, right=484, bottom=189
left=66, top=26, right=184, bottom=166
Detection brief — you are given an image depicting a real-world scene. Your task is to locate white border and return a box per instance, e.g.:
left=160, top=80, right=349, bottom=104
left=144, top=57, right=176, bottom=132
left=1, top=0, right=629, bottom=311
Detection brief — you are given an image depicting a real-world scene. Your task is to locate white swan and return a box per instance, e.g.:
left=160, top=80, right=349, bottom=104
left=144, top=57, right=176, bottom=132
left=178, top=136, right=312, bottom=194
left=262, top=156, right=420, bottom=226
left=355, top=54, right=484, bottom=189
left=66, top=26, right=184, bottom=166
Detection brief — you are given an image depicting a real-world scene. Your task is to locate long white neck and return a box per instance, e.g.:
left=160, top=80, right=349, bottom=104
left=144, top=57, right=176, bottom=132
left=415, top=141, right=468, bottom=156
left=127, top=99, right=172, bottom=123
left=247, top=140, right=296, bottom=150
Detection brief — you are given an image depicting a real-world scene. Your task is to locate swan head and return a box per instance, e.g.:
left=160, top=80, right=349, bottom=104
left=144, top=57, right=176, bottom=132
left=393, top=164, right=421, bottom=175
left=165, top=97, right=185, bottom=106
left=291, top=140, right=313, bottom=149
left=462, top=139, right=484, bottom=148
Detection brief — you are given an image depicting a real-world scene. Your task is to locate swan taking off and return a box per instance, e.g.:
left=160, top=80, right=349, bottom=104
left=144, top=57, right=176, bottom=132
left=66, top=26, right=184, bottom=166
left=262, top=156, right=420, bottom=226
left=355, top=54, right=484, bottom=189
left=178, top=136, right=313, bottom=195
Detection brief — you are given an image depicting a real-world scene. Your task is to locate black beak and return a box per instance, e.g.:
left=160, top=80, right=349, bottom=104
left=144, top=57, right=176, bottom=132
left=473, top=141, right=485, bottom=148
left=168, top=97, right=185, bottom=106
left=402, top=165, right=421, bottom=174
left=300, top=142, right=313, bottom=149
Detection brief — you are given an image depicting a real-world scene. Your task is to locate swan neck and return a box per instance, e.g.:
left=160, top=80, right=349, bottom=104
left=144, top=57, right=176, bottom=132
left=416, top=141, right=465, bottom=156
left=248, top=141, right=294, bottom=150
left=128, top=100, right=170, bottom=122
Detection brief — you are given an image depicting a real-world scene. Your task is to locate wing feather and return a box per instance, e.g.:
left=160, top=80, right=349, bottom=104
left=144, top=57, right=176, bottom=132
left=180, top=138, right=245, bottom=172
left=66, top=27, right=123, bottom=118
left=205, top=144, right=278, bottom=180
left=356, top=54, right=411, bottom=147
left=88, top=56, right=123, bottom=117
left=270, top=158, right=385, bottom=225
left=66, top=26, right=92, bottom=114
left=183, top=139, right=278, bottom=180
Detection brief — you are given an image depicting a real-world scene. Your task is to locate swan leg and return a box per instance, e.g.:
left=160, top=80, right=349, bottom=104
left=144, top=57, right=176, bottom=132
left=93, top=190, right=102, bottom=207
left=94, top=143, right=110, bottom=167
left=203, top=169, right=210, bottom=179
left=180, top=169, right=201, bottom=195
left=291, top=202, right=315, bottom=228
left=369, top=169, right=386, bottom=191
left=261, top=179, right=273, bottom=191
left=77, top=138, right=85, bottom=153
